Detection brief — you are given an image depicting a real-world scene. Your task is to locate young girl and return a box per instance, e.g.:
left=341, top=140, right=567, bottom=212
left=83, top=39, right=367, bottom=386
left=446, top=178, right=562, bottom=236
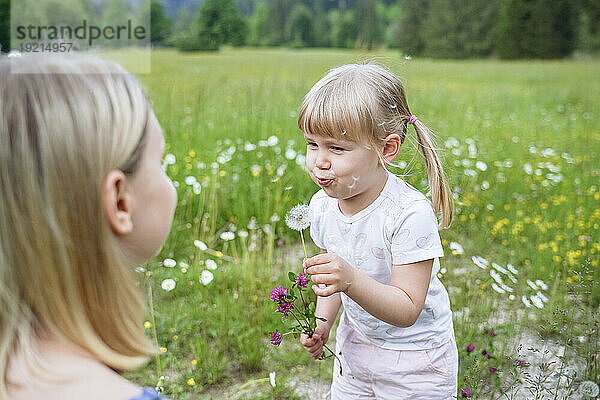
left=0, top=55, right=176, bottom=399
left=298, top=63, right=458, bottom=399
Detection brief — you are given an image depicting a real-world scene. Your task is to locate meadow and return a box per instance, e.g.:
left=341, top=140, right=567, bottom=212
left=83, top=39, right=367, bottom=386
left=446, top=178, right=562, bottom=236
left=119, top=48, right=600, bottom=399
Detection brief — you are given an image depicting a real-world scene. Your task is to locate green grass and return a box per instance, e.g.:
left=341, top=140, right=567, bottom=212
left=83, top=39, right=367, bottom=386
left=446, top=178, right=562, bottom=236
left=120, top=48, right=599, bottom=399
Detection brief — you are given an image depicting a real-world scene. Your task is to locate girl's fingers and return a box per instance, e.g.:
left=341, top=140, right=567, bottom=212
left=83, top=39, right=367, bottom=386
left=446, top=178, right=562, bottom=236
left=313, top=284, right=337, bottom=297
left=303, top=254, right=333, bottom=269
left=310, top=273, right=335, bottom=285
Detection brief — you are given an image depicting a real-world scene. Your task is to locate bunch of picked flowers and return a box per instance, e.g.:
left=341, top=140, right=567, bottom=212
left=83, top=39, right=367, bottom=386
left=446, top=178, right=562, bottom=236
left=269, top=204, right=340, bottom=371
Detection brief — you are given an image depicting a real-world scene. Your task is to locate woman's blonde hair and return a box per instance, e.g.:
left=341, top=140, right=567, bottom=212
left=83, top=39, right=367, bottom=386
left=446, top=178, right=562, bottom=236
left=298, top=63, right=454, bottom=228
left=0, top=55, right=154, bottom=394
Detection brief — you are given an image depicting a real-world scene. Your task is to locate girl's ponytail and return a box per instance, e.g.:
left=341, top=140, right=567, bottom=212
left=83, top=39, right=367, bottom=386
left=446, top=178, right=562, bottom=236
left=410, top=118, right=454, bottom=229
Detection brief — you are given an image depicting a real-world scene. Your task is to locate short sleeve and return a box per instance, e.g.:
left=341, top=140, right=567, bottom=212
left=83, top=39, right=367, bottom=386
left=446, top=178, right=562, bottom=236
left=391, top=199, right=444, bottom=265
left=308, top=194, right=326, bottom=250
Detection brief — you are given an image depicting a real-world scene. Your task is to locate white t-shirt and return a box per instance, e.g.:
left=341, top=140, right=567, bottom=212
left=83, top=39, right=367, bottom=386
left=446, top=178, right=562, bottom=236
left=309, top=170, right=454, bottom=350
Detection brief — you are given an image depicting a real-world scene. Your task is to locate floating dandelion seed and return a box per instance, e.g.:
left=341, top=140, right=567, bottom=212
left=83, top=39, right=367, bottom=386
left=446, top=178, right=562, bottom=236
left=579, top=381, right=599, bottom=397
left=285, top=204, right=311, bottom=259
left=161, top=279, right=176, bottom=292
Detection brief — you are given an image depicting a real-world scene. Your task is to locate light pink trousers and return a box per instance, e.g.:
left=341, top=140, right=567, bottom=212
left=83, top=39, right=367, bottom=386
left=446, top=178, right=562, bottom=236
left=330, top=320, right=458, bottom=399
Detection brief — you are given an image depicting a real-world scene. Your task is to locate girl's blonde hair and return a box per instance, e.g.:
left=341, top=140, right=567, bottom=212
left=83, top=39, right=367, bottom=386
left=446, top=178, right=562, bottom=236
left=0, top=55, right=154, bottom=394
left=298, top=63, right=454, bottom=228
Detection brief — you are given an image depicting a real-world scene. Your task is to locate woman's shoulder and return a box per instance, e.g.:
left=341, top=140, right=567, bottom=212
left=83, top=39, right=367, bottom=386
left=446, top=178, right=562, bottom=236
left=7, top=340, right=145, bottom=400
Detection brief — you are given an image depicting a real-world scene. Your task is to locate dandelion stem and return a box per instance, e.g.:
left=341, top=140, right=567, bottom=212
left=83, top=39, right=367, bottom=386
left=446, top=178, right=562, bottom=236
left=147, top=281, right=162, bottom=378
left=300, top=230, right=307, bottom=260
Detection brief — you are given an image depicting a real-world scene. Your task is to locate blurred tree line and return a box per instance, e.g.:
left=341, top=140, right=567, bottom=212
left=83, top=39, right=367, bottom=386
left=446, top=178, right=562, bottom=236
left=1, top=0, right=599, bottom=58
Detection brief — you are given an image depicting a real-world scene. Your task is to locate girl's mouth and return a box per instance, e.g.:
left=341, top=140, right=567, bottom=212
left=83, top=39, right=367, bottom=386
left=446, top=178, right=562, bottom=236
left=316, top=177, right=333, bottom=186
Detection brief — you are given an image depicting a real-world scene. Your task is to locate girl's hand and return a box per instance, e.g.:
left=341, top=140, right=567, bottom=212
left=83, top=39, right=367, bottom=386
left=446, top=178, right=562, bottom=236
left=303, top=254, right=356, bottom=297
left=300, top=320, right=330, bottom=359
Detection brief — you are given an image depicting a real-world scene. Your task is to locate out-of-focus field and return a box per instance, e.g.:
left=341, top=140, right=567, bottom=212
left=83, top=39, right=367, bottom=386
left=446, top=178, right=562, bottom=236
left=120, top=48, right=599, bottom=399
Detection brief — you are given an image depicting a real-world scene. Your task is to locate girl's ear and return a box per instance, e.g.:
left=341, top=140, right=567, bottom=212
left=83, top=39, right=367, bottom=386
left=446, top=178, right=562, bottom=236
left=102, top=170, right=134, bottom=235
left=381, top=133, right=402, bottom=165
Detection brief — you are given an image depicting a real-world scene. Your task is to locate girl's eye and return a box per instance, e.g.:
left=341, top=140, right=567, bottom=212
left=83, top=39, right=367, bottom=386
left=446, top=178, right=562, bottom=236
left=331, top=146, right=345, bottom=152
left=307, top=142, right=318, bottom=148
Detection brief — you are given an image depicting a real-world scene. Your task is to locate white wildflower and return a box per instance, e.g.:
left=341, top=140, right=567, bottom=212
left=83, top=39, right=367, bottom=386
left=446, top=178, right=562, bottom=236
left=161, top=279, right=176, bottom=292
left=491, top=283, right=505, bottom=294
left=449, top=242, right=464, bottom=255
left=481, top=181, right=490, bottom=190
left=285, top=204, right=311, bottom=231
left=194, top=240, right=208, bottom=251
left=536, top=291, right=548, bottom=303
left=579, top=381, right=600, bottom=398
left=185, top=176, right=197, bottom=185
left=506, top=263, right=519, bottom=274
left=530, top=295, right=544, bottom=308
left=527, top=279, right=538, bottom=290
left=522, top=296, right=532, bottom=308
left=163, top=258, right=176, bottom=268
left=267, top=135, right=279, bottom=146
left=509, top=294, right=515, bottom=300
left=472, top=256, right=489, bottom=269
left=491, top=263, right=509, bottom=275
left=490, top=270, right=503, bottom=284
left=238, top=230, right=249, bottom=238
left=269, top=372, right=276, bottom=387
left=475, top=161, right=487, bottom=171
left=523, top=163, right=533, bottom=175
left=270, top=214, right=280, bottom=223
left=245, top=142, right=256, bottom=151
left=220, top=231, right=235, bottom=241
left=500, top=283, right=513, bottom=292
left=535, top=279, right=548, bottom=290
left=205, top=259, right=217, bottom=270
left=200, top=270, right=214, bottom=285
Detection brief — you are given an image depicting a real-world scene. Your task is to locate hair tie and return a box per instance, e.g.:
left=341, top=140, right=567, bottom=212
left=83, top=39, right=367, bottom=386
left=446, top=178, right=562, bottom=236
left=408, top=115, right=418, bottom=125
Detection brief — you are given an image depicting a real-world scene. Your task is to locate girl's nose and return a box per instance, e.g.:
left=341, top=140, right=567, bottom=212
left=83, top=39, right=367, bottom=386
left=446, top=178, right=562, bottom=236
left=315, top=150, right=330, bottom=169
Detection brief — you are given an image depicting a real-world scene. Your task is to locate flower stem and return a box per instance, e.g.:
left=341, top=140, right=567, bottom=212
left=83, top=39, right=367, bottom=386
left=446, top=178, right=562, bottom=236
left=299, top=230, right=307, bottom=260
left=147, top=281, right=162, bottom=378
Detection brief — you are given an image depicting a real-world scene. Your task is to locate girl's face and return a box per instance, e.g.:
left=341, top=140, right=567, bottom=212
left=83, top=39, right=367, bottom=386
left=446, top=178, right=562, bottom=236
left=304, top=132, right=387, bottom=215
left=122, top=111, right=177, bottom=264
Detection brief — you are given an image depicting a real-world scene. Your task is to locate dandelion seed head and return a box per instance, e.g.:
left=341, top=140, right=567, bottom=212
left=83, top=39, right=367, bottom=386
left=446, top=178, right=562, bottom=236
left=579, top=381, right=599, bottom=397
left=285, top=204, right=311, bottom=231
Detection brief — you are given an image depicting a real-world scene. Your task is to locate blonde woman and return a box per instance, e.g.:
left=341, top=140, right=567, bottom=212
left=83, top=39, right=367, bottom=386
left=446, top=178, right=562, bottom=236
left=298, top=63, right=458, bottom=399
left=0, top=55, right=176, bottom=399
